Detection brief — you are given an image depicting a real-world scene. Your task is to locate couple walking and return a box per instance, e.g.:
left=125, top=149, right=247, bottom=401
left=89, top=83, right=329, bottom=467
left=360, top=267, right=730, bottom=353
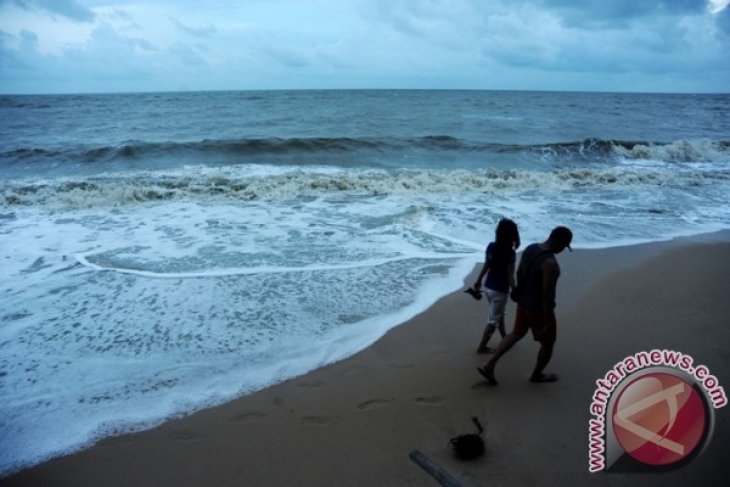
left=469, top=219, right=573, bottom=385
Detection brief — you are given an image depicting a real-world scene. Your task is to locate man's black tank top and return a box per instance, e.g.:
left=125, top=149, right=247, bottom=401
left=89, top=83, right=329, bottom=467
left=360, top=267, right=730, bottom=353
left=517, top=243, right=559, bottom=311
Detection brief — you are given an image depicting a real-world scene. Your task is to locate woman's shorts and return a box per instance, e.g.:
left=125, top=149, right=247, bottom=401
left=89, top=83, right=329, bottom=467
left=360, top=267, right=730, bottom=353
left=484, top=288, right=508, bottom=325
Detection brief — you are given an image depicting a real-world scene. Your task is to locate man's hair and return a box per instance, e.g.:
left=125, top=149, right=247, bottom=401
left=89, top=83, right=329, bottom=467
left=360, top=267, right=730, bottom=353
left=549, top=226, right=573, bottom=245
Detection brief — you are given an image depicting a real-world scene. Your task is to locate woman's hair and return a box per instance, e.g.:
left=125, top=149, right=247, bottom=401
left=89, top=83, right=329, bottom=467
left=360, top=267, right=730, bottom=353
left=495, top=218, right=520, bottom=250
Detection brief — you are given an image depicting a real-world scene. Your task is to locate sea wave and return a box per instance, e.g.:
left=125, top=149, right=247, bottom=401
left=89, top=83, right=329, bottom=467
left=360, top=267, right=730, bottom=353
left=2, top=165, right=726, bottom=210
left=612, top=139, right=730, bottom=163
left=2, top=137, right=728, bottom=166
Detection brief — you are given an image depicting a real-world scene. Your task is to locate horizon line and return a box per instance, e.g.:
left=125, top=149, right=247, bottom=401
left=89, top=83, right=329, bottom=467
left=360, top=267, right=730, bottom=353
left=2, top=87, right=729, bottom=97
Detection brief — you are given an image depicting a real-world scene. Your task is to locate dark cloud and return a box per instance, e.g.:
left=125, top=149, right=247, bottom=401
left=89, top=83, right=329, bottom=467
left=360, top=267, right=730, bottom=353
left=261, top=45, right=308, bottom=68
left=0, top=27, right=66, bottom=92
left=169, top=43, right=207, bottom=66
left=534, top=0, right=706, bottom=28
left=366, top=1, right=473, bottom=41
left=12, top=0, right=96, bottom=23
left=0, top=21, right=216, bottom=93
left=172, top=19, right=217, bottom=38
left=134, top=38, right=158, bottom=52
left=0, top=30, right=25, bottom=70
left=539, top=0, right=705, bottom=18
left=19, top=28, right=38, bottom=50
left=465, top=0, right=728, bottom=84
left=110, top=9, right=142, bottom=31
left=1, top=0, right=727, bottom=93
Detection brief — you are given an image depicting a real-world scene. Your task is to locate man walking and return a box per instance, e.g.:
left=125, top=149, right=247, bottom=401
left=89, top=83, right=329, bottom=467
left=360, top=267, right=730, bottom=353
left=477, top=226, right=573, bottom=385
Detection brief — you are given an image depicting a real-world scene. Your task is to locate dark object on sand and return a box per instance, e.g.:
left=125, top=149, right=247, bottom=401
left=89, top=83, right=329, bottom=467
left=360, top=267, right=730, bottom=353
left=464, top=287, right=482, bottom=300
left=449, top=417, right=485, bottom=460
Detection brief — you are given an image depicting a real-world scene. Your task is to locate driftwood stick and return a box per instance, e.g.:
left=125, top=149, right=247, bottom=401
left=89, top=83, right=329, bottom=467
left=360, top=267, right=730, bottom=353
left=408, top=449, right=462, bottom=487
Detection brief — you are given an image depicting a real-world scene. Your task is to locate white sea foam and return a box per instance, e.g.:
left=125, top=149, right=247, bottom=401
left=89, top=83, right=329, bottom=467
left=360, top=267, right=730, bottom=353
left=1, top=162, right=729, bottom=477
left=612, top=139, right=730, bottom=163
left=0, top=196, right=483, bottom=475
left=3, top=89, right=730, bottom=478
left=1, top=164, right=724, bottom=211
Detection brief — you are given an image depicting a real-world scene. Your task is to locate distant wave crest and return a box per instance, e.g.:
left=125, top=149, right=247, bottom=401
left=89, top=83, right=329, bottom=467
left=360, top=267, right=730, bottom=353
left=1, top=136, right=452, bottom=165
left=2, top=137, right=728, bottom=166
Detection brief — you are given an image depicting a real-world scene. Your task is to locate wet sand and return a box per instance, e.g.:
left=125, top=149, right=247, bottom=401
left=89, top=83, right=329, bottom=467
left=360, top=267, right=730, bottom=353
left=3, top=232, right=730, bottom=486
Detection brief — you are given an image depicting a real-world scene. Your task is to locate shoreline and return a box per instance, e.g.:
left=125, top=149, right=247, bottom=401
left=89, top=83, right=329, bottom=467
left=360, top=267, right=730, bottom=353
left=3, top=231, right=730, bottom=486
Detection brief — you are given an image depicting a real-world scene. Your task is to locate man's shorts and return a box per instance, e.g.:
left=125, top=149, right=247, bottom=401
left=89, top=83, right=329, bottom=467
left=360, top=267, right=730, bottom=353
left=512, top=306, right=556, bottom=345
left=485, top=288, right=508, bottom=325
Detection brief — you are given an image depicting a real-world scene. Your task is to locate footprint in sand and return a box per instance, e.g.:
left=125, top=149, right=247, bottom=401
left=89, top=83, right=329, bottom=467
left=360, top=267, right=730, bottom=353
left=229, top=411, right=268, bottom=423
left=167, top=430, right=202, bottom=441
left=342, top=365, right=366, bottom=377
left=414, top=396, right=445, bottom=406
left=301, top=415, right=333, bottom=426
left=357, top=398, right=393, bottom=410
left=388, top=363, right=415, bottom=370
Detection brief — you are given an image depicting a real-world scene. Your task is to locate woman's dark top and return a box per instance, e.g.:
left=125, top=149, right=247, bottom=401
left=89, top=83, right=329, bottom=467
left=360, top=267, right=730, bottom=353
left=483, top=242, right=516, bottom=293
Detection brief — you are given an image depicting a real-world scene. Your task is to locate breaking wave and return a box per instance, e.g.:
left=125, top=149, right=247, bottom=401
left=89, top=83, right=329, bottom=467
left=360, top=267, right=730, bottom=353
left=3, top=165, right=726, bottom=210
left=612, top=139, right=730, bottom=163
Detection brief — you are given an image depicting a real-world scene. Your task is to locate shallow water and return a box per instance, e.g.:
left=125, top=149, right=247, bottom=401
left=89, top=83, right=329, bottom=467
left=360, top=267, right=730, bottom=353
left=1, top=89, right=729, bottom=475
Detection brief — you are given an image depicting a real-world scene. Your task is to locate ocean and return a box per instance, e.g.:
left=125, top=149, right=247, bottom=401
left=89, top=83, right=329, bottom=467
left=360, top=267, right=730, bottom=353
left=1, top=89, right=729, bottom=475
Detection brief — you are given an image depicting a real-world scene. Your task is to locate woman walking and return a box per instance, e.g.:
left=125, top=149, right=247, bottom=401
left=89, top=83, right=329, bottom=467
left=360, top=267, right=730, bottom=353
left=470, top=218, right=520, bottom=353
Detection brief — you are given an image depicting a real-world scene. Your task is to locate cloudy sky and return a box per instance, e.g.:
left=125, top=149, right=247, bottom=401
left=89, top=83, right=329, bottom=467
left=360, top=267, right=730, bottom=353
left=1, top=0, right=729, bottom=94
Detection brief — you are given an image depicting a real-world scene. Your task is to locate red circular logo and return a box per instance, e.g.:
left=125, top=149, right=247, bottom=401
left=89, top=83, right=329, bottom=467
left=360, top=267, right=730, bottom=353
left=612, top=372, right=707, bottom=466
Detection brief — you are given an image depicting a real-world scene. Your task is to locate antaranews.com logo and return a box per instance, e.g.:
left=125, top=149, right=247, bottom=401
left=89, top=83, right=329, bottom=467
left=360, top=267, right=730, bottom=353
left=588, top=349, right=727, bottom=472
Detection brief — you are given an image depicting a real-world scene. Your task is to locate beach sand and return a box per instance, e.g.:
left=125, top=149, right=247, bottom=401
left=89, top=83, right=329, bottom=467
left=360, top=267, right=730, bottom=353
left=3, top=233, right=729, bottom=486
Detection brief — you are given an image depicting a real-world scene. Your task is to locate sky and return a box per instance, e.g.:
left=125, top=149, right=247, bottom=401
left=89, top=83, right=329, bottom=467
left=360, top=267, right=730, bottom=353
left=0, top=0, right=729, bottom=94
